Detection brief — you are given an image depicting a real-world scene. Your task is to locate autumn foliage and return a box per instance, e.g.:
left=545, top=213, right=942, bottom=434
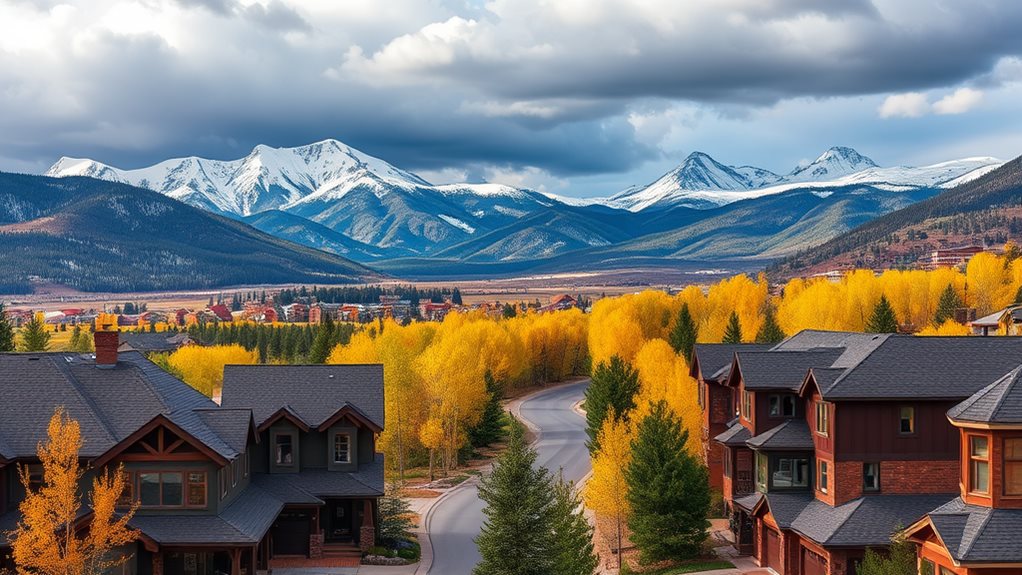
left=163, top=344, right=259, bottom=397
left=11, top=408, right=137, bottom=575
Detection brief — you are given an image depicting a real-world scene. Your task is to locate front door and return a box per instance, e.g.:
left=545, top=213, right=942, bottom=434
left=765, top=528, right=781, bottom=573
left=326, top=499, right=354, bottom=542
left=272, top=511, right=311, bottom=556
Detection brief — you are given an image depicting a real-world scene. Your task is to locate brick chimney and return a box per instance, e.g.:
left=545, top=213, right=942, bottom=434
left=94, top=329, right=119, bottom=368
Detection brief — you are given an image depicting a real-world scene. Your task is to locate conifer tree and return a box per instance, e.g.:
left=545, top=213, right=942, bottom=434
left=0, top=302, right=15, bottom=352
left=722, top=311, right=743, bottom=343
left=68, top=324, right=93, bottom=353
left=378, top=482, right=416, bottom=545
left=1015, top=284, right=1022, bottom=305
left=668, top=303, right=698, bottom=360
left=626, top=400, right=710, bottom=564
left=309, top=315, right=335, bottom=364
left=474, top=420, right=555, bottom=575
left=866, top=295, right=899, bottom=333
left=20, top=314, right=51, bottom=352
left=469, top=371, right=506, bottom=447
left=755, top=308, right=786, bottom=344
left=934, top=284, right=964, bottom=326
left=858, top=532, right=917, bottom=575
left=584, top=355, right=640, bottom=453
left=549, top=476, right=598, bottom=575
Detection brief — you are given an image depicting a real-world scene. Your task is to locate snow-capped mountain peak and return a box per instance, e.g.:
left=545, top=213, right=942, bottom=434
left=786, top=146, right=878, bottom=183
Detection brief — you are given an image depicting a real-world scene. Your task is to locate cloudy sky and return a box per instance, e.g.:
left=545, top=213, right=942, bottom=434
left=2, top=0, right=1021, bottom=197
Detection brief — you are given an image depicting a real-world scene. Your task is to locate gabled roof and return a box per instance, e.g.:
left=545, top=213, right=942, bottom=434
left=947, top=366, right=1022, bottom=426
left=746, top=420, right=814, bottom=451
left=772, top=330, right=891, bottom=368
left=691, top=344, right=771, bottom=381
left=221, top=364, right=384, bottom=430
left=118, top=332, right=193, bottom=353
left=0, top=351, right=242, bottom=461
left=755, top=492, right=956, bottom=548
left=730, top=349, right=844, bottom=391
left=911, top=497, right=1022, bottom=563
left=714, top=420, right=751, bottom=447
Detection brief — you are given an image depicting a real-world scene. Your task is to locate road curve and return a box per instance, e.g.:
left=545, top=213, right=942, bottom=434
left=426, top=380, right=591, bottom=575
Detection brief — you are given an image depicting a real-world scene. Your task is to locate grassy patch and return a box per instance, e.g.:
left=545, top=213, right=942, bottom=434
left=621, top=560, right=734, bottom=575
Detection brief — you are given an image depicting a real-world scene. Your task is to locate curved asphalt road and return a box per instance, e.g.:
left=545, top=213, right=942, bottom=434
left=426, top=380, right=591, bottom=575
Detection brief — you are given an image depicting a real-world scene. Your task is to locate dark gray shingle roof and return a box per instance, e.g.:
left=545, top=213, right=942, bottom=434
left=118, top=332, right=193, bottom=353
left=760, top=493, right=956, bottom=548
left=820, top=337, right=1022, bottom=400
left=0, top=351, right=240, bottom=460
left=252, top=459, right=385, bottom=499
left=948, top=366, right=1022, bottom=425
left=735, top=349, right=844, bottom=391
left=221, top=364, right=384, bottom=429
left=746, top=420, right=814, bottom=451
left=714, top=421, right=751, bottom=446
left=693, top=344, right=771, bottom=381
left=925, top=497, right=1022, bottom=563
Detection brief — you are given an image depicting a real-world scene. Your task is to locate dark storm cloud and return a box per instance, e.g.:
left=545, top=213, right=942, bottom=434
left=0, top=0, right=1020, bottom=183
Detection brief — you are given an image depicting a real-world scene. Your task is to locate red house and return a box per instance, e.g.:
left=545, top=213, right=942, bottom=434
left=208, top=304, right=234, bottom=322
left=698, top=331, right=1022, bottom=574
left=905, top=366, right=1022, bottom=573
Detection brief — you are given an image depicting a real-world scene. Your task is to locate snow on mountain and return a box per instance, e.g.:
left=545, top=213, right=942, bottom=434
left=47, top=139, right=430, bottom=216
left=784, top=146, right=879, bottom=183
left=607, top=147, right=1003, bottom=212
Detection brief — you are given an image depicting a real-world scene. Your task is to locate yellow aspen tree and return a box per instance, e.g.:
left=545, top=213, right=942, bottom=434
left=12, top=408, right=138, bottom=575
left=166, top=344, right=258, bottom=397
left=583, top=415, right=633, bottom=572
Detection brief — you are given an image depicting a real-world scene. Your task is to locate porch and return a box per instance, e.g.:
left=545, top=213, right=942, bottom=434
left=266, top=498, right=377, bottom=565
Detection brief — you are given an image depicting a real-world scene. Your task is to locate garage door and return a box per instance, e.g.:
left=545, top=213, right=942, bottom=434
left=802, top=546, right=828, bottom=575
left=764, top=529, right=781, bottom=573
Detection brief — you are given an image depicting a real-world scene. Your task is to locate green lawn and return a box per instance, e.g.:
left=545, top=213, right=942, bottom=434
left=621, top=560, right=735, bottom=575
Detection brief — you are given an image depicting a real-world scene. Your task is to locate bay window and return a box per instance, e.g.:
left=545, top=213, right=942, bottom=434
left=1005, top=438, right=1022, bottom=496
left=969, top=435, right=989, bottom=495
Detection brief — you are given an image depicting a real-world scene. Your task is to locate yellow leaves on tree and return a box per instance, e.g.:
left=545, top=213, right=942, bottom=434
left=583, top=414, right=632, bottom=570
left=630, top=339, right=702, bottom=458
left=166, top=344, right=258, bottom=397
left=917, top=319, right=972, bottom=336
left=589, top=290, right=679, bottom=365
left=12, top=408, right=137, bottom=575
left=967, top=252, right=1014, bottom=316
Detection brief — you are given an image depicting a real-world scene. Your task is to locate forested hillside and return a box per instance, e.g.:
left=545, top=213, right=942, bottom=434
left=776, top=155, right=1022, bottom=274
left=0, top=173, right=377, bottom=293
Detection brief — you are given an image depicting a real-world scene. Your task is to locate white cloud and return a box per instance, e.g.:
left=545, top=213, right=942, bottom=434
left=481, top=166, right=567, bottom=193
left=933, top=87, right=984, bottom=115
left=878, top=88, right=985, bottom=118
left=878, top=92, right=930, bottom=118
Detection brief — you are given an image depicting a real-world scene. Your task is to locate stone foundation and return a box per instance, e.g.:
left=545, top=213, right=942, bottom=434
left=360, top=525, right=375, bottom=552
left=310, top=532, right=324, bottom=558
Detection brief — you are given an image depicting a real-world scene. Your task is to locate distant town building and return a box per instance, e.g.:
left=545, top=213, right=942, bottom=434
left=969, top=305, right=1022, bottom=336
left=923, top=245, right=987, bottom=270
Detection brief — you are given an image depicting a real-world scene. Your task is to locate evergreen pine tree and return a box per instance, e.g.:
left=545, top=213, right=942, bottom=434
left=309, top=315, right=335, bottom=363
left=257, top=329, right=269, bottom=363
left=68, top=324, right=94, bottom=353
left=20, top=315, right=51, bottom=352
left=668, top=303, right=698, bottom=361
left=0, top=302, right=15, bottom=352
left=1015, top=284, right=1022, bottom=305
left=378, top=482, right=416, bottom=545
left=722, top=311, right=743, bottom=343
left=858, top=533, right=917, bottom=575
left=451, top=287, right=463, bottom=305
left=754, top=308, right=786, bottom=344
left=549, top=476, right=598, bottom=575
left=934, top=284, right=964, bottom=326
left=469, top=371, right=506, bottom=447
left=474, top=420, right=555, bottom=575
left=584, top=355, right=640, bottom=453
left=866, top=295, right=899, bottom=333
left=626, top=400, right=710, bottom=564
left=269, top=327, right=283, bottom=360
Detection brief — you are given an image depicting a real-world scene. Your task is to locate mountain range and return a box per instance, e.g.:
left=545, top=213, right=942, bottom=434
left=0, top=172, right=375, bottom=294
left=38, top=140, right=1007, bottom=281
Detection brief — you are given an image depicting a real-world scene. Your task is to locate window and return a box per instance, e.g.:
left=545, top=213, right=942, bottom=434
left=186, top=472, right=207, bottom=507
left=334, top=433, right=351, bottom=464
left=756, top=453, right=768, bottom=492
left=698, top=381, right=706, bottom=410
left=769, top=395, right=796, bottom=418
left=772, top=457, right=809, bottom=488
left=275, top=433, right=295, bottom=466
left=117, top=471, right=135, bottom=507
left=919, top=559, right=934, bottom=575
left=899, top=406, right=915, bottom=434
left=138, top=472, right=189, bottom=507
left=940, top=568, right=955, bottom=575
left=817, top=460, right=829, bottom=493
left=814, top=402, right=829, bottom=436
left=1005, top=438, right=1022, bottom=496
left=26, top=465, right=43, bottom=491
left=742, top=390, right=752, bottom=420
left=863, top=462, right=880, bottom=492
left=723, top=448, right=732, bottom=478
left=970, top=435, right=990, bottom=494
